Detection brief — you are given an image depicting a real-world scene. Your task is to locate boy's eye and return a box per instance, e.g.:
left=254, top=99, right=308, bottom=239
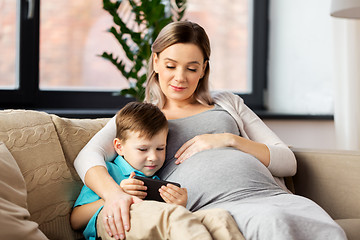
left=156, top=147, right=165, bottom=151
left=138, top=148, right=147, bottom=152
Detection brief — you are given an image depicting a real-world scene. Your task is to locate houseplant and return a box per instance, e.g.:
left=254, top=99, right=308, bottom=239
left=101, top=0, right=187, bottom=101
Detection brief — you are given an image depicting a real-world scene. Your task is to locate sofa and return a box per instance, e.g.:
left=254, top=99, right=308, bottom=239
left=0, top=109, right=359, bottom=240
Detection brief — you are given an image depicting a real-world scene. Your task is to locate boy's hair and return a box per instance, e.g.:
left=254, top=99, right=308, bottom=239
left=115, top=102, right=168, bottom=141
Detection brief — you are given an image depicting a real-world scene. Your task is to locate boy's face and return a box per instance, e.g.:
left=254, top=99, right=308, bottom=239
left=114, top=129, right=168, bottom=176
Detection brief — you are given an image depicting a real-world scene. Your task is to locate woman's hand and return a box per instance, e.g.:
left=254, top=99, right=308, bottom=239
left=120, top=172, right=147, bottom=199
left=159, top=184, right=188, bottom=207
left=175, top=133, right=271, bottom=167
left=174, top=133, right=233, bottom=164
left=101, top=189, right=142, bottom=240
left=85, top=166, right=143, bottom=239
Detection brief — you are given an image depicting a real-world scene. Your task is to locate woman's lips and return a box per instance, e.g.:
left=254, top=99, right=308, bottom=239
left=170, top=85, right=186, bottom=91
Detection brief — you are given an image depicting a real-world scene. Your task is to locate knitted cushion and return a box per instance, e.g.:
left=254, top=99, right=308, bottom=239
left=51, top=114, right=109, bottom=182
left=0, top=110, right=79, bottom=239
left=0, top=142, right=48, bottom=239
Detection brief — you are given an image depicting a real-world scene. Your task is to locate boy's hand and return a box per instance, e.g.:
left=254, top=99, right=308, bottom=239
left=120, top=172, right=147, bottom=199
left=159, top=184, right=187, bottom=207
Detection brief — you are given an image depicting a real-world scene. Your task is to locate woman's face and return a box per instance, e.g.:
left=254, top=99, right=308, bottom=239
left=153, top=43, right=207, bottom=105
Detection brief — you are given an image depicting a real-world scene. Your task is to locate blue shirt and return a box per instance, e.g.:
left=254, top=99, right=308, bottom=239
left=74, top=155, right=160, bottom=240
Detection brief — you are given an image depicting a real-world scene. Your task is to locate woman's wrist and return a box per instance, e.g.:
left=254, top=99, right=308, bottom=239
left=227, top=133, right=270, bottom=166
left=225, top=133, right=242, bottom=149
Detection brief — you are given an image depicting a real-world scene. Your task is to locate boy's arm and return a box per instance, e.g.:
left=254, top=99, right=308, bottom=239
left=70, top=199, right=105, bottom=230
left=159, top=184, right=187, bottom=207
left=120, top=172, right=147, bottom=199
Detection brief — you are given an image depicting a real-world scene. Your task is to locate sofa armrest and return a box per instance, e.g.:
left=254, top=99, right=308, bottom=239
left=291, top=147, right=360, bottom=220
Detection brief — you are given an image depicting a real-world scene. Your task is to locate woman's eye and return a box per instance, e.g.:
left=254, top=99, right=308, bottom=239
left=166, top=66, right=175, bottom=69
left=188, top=68, right=197, bottom=72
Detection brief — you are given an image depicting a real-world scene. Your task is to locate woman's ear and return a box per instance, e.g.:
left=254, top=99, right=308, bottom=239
left=201, top=60, right=208, bottom=78
left=113, top=138, right=124, bottom=156
left=153, top=53, right=159, bottom=73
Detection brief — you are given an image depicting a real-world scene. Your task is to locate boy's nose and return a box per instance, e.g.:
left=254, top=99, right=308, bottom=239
left=147, top=150, right=157, bottom=161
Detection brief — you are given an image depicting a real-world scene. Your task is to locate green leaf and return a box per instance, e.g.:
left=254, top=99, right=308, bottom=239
left=101, top=52, right=131, bottom=80
left=102, top=0, right=187, bottom=98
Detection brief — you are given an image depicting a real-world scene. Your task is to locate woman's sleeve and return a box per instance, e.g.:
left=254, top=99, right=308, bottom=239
left=74, top=116, right=118, bottom=183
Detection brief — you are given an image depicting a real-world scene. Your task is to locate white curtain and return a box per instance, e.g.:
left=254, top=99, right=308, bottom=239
left=333, top=18, right=360, bottom=150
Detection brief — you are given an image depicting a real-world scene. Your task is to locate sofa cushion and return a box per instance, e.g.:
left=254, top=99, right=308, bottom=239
left=292, top=148, right=360, bottom=220
left=0, top=142, right=48, bottom=239
left=335, top=219, right=360, bottom=240
left=51, top=115, right=109, bottom=182
left=0, top=110, right=81, bottom=239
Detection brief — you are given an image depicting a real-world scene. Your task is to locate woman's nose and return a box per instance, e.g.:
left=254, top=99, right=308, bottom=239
left=174, top=69, right=186, bottom=82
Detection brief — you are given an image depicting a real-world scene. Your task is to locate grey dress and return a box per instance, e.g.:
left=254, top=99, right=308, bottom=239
left=157, top=105, right=346, bottom=240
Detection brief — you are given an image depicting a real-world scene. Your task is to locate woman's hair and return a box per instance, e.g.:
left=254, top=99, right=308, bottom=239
left=145, top=21, right=214, bottom=108
left=115, top=102, right=168, bottom=141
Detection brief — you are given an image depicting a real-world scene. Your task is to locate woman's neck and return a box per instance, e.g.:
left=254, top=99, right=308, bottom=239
left=162, top=99, right=214, bottom=120
left=163, top=97, right=196, bottom=110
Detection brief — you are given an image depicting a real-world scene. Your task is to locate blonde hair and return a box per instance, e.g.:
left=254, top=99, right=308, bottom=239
left=115, top=102, right=168, bottom=141
left=145, top=21, right=214, bottom=108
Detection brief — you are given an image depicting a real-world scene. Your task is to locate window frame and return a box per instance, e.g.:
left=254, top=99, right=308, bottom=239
left=0, top=0, right=268, bottom=117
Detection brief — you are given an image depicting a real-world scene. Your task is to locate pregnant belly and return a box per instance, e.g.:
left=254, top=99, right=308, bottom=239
left=165, top=148, right=285, bottom=211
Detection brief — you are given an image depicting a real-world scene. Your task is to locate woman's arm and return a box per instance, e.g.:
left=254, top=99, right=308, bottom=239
left=84, top=166, right=142, bottom=239
left=175, top=133, right=270, bottom=167
left=73, top=116, right=139, bottom=239
left=74, top=116, right=117, bottom=182
left=175, top=91, right=296, bottom=177
left=214, top=91, right=296, bottom=177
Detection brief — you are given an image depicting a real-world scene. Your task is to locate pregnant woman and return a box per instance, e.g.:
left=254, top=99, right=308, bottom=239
left=74, top=21, right=346, bottom=240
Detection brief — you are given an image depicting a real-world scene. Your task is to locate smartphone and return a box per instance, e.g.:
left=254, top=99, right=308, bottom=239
left=133, top=175, right=181, bottom=202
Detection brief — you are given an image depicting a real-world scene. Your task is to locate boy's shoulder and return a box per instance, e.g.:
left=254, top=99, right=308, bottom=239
left=106, top=156, right=128, bottom=178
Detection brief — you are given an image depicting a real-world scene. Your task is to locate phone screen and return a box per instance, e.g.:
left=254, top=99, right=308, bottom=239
left=133, top=176, right=181, bottom=202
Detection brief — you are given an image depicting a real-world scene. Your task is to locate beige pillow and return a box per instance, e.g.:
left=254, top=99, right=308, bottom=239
left=0, top=142, right=48, bottom=239
left=51, top=115, right=109, bottom=180
left=0, top=110, right=82, bottom=239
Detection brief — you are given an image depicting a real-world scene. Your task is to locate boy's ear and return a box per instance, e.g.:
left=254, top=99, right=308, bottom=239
left=113, top=138, right=124, bottom=156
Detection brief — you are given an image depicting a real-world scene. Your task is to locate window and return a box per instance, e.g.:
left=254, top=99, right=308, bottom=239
left=185, top=0, right=250, bottom=93
left=0, top=0, right=268, bottom=117
left=39, top=1, right=128, bottom=91
left=0, top=0, right=17, bottom=89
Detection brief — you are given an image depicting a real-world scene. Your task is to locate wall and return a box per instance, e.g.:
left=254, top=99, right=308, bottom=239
left=264, top=119, right=336, bottom=150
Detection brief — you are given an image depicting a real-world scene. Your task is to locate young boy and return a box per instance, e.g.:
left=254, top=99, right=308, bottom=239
left=70, top=102, right=188, bottom=238
left=71, top=102, right=241, bottom=240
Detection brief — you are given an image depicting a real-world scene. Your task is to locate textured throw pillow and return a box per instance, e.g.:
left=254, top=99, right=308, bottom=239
left=0, top=142, right=48, bottom=240
left=0, top=109, right=82, bottom=239
left=51, top=115, right=109, bottom=180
